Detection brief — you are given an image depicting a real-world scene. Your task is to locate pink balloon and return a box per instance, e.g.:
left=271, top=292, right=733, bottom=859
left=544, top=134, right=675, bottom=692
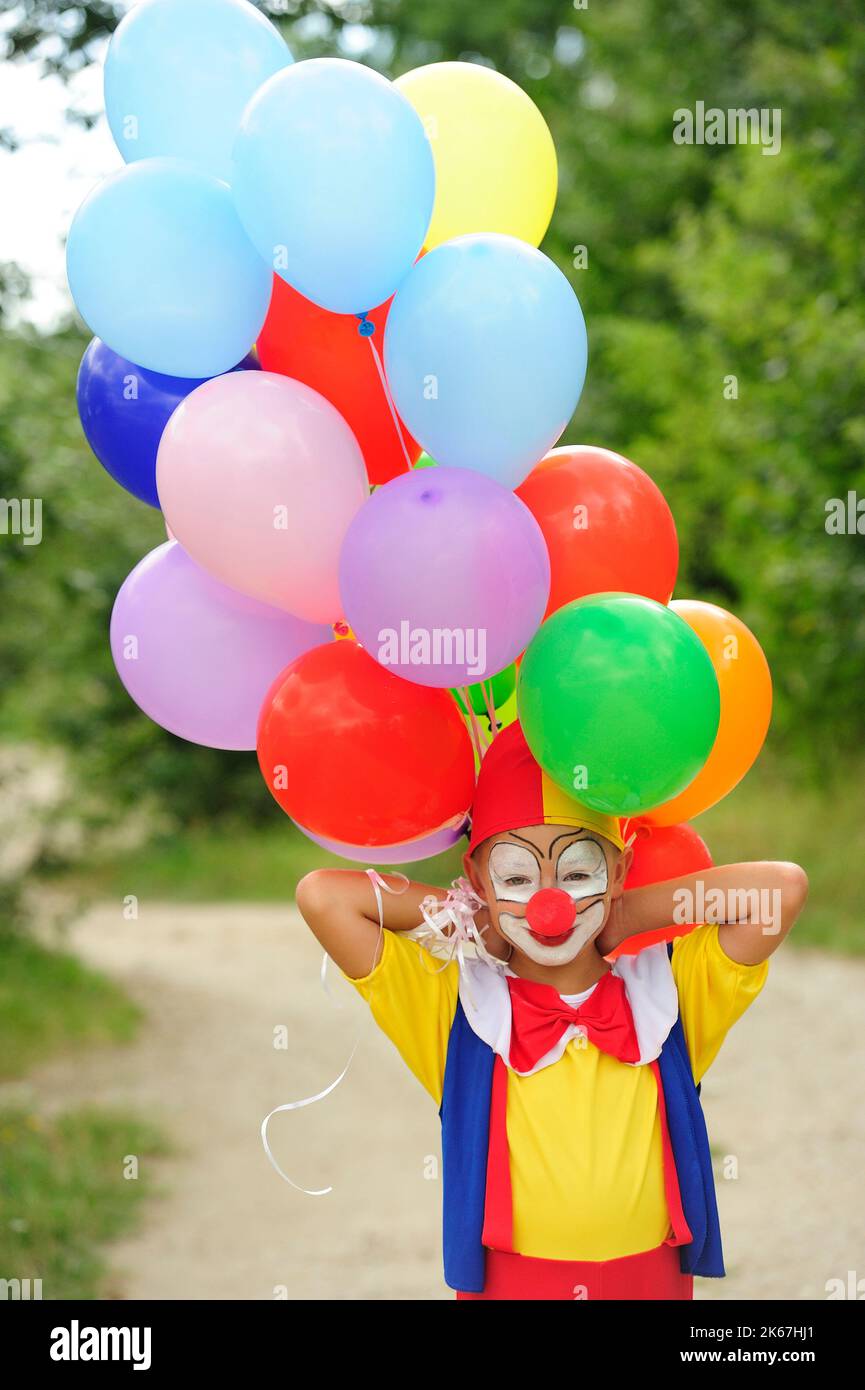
left=110, top=541, right=331, bottom=749
left=156, top=370, right=368, bottom=623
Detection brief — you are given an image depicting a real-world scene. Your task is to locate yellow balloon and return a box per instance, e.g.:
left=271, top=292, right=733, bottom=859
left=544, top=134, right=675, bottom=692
left=395, top=61, right=557, bottom=250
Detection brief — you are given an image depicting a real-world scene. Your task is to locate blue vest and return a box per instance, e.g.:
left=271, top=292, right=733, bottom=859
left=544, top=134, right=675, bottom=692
left=439, top=955, right=724, bottom=1294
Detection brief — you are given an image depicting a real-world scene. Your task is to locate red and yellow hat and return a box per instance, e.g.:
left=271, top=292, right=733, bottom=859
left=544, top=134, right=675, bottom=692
left=467, top=721, right=625, bottom=855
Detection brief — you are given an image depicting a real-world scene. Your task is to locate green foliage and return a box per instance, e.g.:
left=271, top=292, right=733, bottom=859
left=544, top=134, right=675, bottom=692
left=1, top=0, right=863, bottom=894
left=0, top=320, right=275, bottom=867
left=55, top=813, right=465, bottom=904
left=0, top=931, right=141, bottom=1078
left=58, top=755, right=864, bottom=956
left=700, top=755, right=865, bottom=954
left=0, top=1105, right=168, bottom=1299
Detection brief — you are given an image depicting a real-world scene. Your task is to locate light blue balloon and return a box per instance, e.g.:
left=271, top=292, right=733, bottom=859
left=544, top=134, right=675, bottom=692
left=104, top=0, right=292, bottom=184
left=66, top=158, right=272, bottom=379
left=384, top=234, right=588, bottom=489
left=232, top=58, right=434, bottom=314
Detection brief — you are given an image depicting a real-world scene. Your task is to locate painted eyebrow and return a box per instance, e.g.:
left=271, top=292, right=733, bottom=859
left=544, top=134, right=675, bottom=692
left=503, top=832, right=543, bottom=864
left=548, top=830, right=602, bottom=858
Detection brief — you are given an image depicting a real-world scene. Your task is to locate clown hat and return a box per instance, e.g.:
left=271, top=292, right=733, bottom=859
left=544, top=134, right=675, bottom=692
left=467, top=721, right=625, bottom=855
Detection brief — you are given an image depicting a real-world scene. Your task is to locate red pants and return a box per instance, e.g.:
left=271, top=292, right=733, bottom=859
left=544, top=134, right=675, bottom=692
left=457, top=1242, right=693, bottom=1301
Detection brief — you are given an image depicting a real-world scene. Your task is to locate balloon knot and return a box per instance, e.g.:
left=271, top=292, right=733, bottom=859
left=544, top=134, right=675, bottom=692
left=355, top=313, right=375, bottom=338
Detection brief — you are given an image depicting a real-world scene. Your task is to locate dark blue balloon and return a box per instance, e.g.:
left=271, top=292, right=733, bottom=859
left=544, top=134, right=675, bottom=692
left=76, top=338, right=261, bottom=508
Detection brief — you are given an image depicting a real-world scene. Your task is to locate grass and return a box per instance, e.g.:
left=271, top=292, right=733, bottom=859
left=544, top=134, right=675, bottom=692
left=53, top=755, right=865, bottom=955
left=0, top=933, right=141, bottom=1081
left=698, top=758, right=863, bottom=955
left=54, top=813, right=468, bottom=904
left=0, top=1106, right=169, bottom=1300
left=0, top=937, right=168, bottom=1299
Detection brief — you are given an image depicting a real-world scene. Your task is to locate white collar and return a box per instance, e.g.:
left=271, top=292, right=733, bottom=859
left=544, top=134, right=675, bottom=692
left=457, top=943, right=678, bottom=1077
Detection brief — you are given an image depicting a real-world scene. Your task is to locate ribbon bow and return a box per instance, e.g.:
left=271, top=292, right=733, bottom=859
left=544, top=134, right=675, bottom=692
left=506, top=971, right=640, bottom=1073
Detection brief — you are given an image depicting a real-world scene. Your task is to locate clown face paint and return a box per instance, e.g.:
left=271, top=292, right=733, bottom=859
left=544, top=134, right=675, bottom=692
left=488, top=834, right=610, bottom=966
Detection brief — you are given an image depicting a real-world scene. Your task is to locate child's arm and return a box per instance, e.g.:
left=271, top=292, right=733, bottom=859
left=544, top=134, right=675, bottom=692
left=295, top=870, right=450, bottom=980
left=600, top=861, right=809, bottom=964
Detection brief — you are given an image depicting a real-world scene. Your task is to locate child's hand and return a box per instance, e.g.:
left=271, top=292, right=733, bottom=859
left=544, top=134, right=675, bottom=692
left=596, top=862, right=808, bottom=966
left=596, top=893, right=630, bottom=957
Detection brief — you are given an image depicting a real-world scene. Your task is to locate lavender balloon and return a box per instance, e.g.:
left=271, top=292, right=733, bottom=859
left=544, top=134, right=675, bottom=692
left=339, top=467, right=550, bottom=688
left=111, top=541, right=331, bottom=749
left=292, top=819, right=467, bottom=864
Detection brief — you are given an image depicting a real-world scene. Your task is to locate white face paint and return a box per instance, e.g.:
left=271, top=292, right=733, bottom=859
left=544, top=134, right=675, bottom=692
left=489, top=835, right=610, bottom=966
left=488, top=843, right=540, bottom=903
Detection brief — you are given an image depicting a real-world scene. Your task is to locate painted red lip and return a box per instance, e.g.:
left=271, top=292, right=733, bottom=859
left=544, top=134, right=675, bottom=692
left=528, top=926, right=575, bottom=947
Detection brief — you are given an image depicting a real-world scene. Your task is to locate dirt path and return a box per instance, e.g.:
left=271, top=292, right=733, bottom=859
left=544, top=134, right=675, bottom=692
left=3, top=903, right=863, bottom=1301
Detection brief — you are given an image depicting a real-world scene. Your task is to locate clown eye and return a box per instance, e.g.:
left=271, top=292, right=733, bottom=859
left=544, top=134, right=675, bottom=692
left=562, top=871, right=590, bottom=882
left=488, top=843, right=539, bottom=898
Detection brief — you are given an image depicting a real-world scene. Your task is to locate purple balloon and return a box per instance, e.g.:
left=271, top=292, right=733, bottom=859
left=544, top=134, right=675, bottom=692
left=293, top=818, right=467, bottom=864
left=110, top=541, right=331, bottom=749
left=339, top=466, right=550, bottom=687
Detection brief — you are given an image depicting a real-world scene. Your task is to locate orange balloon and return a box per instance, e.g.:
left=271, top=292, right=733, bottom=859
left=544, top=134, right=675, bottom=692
left=645, top=600, right=772, bottom=826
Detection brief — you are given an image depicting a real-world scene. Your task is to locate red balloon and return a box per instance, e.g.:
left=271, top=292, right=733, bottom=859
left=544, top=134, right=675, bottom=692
left=257, top=275, right=421, bottom=485
left=516, top=445, right=678, bottom=618
left=609, top=820, right=713, bottom=957
left=257, top=641, right=475, bottom=845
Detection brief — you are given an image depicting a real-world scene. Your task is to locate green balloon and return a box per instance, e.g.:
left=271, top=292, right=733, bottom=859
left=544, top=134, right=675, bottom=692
left=413, top=452, right=437, bottom=469
left=452, top=664, right=517, bottom=718
left=518, top=594, right=720, bottom=816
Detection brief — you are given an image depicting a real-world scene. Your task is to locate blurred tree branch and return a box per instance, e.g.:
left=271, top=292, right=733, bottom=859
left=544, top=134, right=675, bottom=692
left=1, top=0, right=863, bottom=876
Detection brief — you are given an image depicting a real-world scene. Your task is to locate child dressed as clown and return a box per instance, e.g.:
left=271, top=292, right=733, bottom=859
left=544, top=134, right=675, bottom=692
left=296, top=722, right=808, bottom=1300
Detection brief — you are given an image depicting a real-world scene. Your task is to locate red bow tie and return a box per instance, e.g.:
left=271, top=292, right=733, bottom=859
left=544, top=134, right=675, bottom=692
left=506, top=971, right=640, bottom=1072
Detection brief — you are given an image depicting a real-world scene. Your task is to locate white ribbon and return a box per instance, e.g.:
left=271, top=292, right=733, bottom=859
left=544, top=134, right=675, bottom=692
left=259, top=1046, right=359, bottom=1196
left=319, top=951, right=343, bottom=1009
left=365, top=335, right=415, bottom=471
left=413, top=876, right=510, bottom=1012
left=260, top=870, right=409, bottom=1196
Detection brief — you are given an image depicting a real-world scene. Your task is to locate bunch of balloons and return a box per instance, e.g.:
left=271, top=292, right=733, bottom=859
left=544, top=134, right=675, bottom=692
left=70, top=0, right=772, bottom=894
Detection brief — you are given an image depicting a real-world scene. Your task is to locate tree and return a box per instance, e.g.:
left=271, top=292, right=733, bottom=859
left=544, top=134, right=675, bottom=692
left=2, top=0, right=863, bottom=855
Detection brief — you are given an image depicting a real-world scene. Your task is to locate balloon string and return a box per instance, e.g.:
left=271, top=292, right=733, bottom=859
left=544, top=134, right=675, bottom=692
left=459, top=685, right=491, bottom=761
left=365, top=334, right=415, bottom=472
left=260, top=870, right=408, bottom=1196
left=458, top=687, right=478, bottom=758
left=473, top=694, right=493, bottom=754
left=480, top=678, right=499, bottom=739
left=620, top=817, right=639, bottom=850
left=260, top=1047, right=358, bottom=1197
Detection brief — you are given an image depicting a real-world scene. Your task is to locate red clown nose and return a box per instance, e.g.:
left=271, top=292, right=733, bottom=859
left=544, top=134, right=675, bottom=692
left=525, top=888, right=577, bottom=939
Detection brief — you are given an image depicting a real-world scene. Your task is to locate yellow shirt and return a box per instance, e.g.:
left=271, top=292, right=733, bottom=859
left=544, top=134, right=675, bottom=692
left=347, top=926, right=767, bottom=1261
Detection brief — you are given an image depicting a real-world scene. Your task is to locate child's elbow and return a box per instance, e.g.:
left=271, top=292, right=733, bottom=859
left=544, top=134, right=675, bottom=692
left=779, top=861, right=809, bottom=923
left=295, top=869, right=329, bottom=924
